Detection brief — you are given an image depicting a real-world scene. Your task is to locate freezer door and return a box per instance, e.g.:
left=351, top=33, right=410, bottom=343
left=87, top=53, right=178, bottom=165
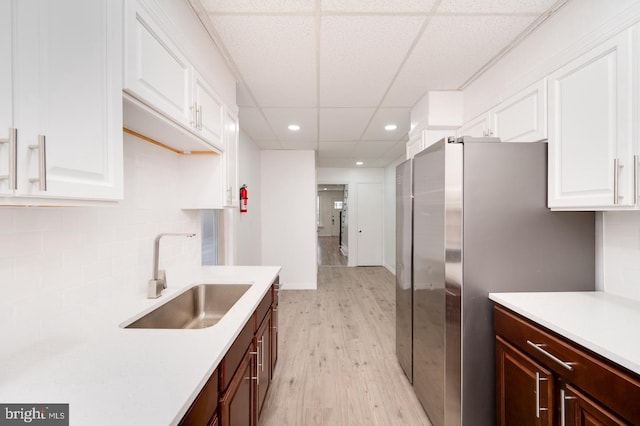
left=412, top=142, right=446, bottom=426
left=396, top=159, right=413, bottom=382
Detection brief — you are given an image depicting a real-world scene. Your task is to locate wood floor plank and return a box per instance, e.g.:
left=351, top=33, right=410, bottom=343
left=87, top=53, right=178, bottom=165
left=260, top=265, right=431, bottom=426
left=317, top=237, right=348, bottom=266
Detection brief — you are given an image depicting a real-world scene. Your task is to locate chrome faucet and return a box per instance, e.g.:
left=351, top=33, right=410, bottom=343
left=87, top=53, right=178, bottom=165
left=148, top=233, right=196, bottom=298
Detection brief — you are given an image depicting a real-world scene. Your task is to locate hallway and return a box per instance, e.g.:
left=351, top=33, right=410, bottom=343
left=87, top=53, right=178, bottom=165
left=259, top=266, right=430, bottom=426
left=317, top=236, right=348, bottom=266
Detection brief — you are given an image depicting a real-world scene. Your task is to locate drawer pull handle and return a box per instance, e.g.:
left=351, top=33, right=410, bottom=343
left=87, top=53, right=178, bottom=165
left=527, top=340, right=574, bottom=371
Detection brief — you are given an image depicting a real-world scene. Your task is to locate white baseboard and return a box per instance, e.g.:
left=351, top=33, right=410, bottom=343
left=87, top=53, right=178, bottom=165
left=279, top=281, right=317, bottom=290
left=383, top=263, right=396, bottom=276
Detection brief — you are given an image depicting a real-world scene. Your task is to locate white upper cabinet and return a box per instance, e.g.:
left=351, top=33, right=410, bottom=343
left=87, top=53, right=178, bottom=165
left=458, top=112, right=491, bottom=137
left=0, top=0, right=13, bottom=196
left=459, top=80, right=547, bottom=142
left=193, top=71, right=225, bottom=147
left=548, top=28, right=634, bottom=209
left=223, top=110, right=239, bottom=207
left=491, top=80, right=547, bottom=142
left=124, top=1, right=193, bottom=130
left=123, top=0, right=228, bottom=152
left=1, top=0, right=123, bottom=203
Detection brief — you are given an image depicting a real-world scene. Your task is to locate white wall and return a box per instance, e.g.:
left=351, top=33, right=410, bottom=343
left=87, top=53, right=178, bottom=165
left=317, top=167, right=385, bottom=267
left=383, top=156, right=405, bottom=275
left=462, top=0, right=640, bottom=300
left=0, top=135, right=201, bottom=335
left=235, top=130, right=262, bottom=265
left=261, top=150, right=317, bottom=289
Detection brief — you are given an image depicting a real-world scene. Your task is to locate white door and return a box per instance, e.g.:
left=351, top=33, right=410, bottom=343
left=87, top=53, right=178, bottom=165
left=356, top=183, right=383, bottom=266
left=194, top=71, right=224, bottom=149
left=491, top=79, right=547, bottom=142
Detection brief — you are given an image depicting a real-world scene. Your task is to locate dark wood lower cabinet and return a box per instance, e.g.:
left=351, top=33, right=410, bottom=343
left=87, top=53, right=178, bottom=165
left=562, top=384, right=626, bottom=426
left=180, top=278, right=280, bottom=426
left=494, top=304, right=640, bottom=426
left=256, top=314, right=271, bottom=415
left=219, top=345, right=255, bottom=426
left=496, top=336, right=553, bottom=426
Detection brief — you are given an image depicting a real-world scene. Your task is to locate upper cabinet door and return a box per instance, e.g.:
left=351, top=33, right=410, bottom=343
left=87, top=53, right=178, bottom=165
left=223, top=110, right=239, bottom=208
left=458, top=112, right=491, bottom=137
left=194, top=71, right=224, bottom=149
left=548, top=29, right=634, bottom=209
left=124, top=0, right=193, bottom=130
left=11, top=0, right=123, bottom=201
left=492, top=79, right=547, bottom=142
left=0, top=0, right=14, bottom=196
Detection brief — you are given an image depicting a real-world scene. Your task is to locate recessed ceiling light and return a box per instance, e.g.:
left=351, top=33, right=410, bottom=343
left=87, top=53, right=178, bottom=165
left=356, top=161, right=364, bottom=166
left=288, top=124, right=300, bottom=131
left=384, top=124, right=397, bottom=131
left=323, top=188, right=327, bottom=190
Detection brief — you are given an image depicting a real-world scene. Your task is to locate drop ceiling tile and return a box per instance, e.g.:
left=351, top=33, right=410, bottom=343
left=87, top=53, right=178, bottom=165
left=203, top=0, right=315, bottom=13
left=321, top=0, right=438, bottom=13
left=262, top=108, right=318, bottom=143
left=437, top=0, right=558, bottom=14
left=212, top=15, right=316, bottom=107
left=318, top=141, right=357, bottom=157
left=361, top=108, right=410, bottom=140
left=383, top=14, right=537, bottom=106
left=252, top=139, right=284, bottom=150
left=319, top=108, right=376, bottom=141
left=385, top=141, right=407, bottom=160
left=239, top=108, right=276, bottom=140
left=319, top=15, right=425, bottom=107
left=280, top=139, right=318, bottom=150
left=354, top=141, right=398, bottom=157
left=236, top=83, right=255, bottom=107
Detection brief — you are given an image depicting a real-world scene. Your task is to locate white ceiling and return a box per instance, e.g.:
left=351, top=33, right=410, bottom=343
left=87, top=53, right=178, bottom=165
left=197, top=0, right=567, bottom=167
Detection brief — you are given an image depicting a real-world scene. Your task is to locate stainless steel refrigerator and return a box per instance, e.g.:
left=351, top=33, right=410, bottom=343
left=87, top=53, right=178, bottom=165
left=396, top=137, right=595, bottom=426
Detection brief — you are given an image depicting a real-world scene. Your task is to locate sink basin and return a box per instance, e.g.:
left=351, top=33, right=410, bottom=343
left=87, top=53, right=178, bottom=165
left=125, top=283, right=252, bottom=329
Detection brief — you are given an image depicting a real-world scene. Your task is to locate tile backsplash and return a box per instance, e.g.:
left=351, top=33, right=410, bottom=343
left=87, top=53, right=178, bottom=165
left=0, top=134, right=200, bottom=333
left=602, top=211, right=640, bottom=301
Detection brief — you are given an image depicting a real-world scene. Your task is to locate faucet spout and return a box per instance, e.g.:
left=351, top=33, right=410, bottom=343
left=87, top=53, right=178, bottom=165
left=149, top=233, right=196, bottom=298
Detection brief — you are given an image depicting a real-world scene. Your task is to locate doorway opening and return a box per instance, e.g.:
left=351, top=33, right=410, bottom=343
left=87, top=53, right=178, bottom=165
left=317, top=184, right=348, bottom=266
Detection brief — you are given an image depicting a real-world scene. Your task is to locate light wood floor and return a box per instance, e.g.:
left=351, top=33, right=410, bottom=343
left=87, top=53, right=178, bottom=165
left=317, top=236, right=348, bottom=266
left=259, top=266, right=431, bottom=426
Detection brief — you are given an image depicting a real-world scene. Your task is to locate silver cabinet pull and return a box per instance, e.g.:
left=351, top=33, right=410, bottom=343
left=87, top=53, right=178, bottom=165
left=634, top=155, right=639, bottom=205
left=614, top=158, right=619, bottom=205
left=249, top=350, right=259, bottom=385
left=560, top=388, right=577, bottom=426
left=260, top=336, right=265, bottom=372
left=28, top=135, right=47, bottom=191
left=197, top=104, right=202, bottom=130
left=0, top=128, right=17, bottom=190
left=535, top=371, right=548, bottom=418
left=527, top=340, right=574, bottom=371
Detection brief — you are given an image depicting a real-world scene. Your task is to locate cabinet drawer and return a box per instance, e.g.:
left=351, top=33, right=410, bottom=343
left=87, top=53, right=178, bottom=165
left=494, top=305, right=640, bottom=423
left=179, top=369, right=218, bottom=425
left=254, top=287, right=273, bottom=330
left=219, top=319, right=254, bottom=391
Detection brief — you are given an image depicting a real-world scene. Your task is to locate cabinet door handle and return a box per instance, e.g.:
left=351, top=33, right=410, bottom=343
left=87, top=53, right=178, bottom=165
left=613, top=158, right=624, bottom=204
left=0, top=128, right=17, bottom=190
left=197, top=104, right=202, bottom=130
left=535, top=371, right=549, bottom=418
left=634, top=155, right=638, bottom=205
left=260, top=336, right=265, bottom=372
left=560, top=388, right=577, bottom=426
left=527, top=340, right=574, bottom=371
left=249, top=350, right=259, bottom=385
left=29, top=135, right=47, bottom=191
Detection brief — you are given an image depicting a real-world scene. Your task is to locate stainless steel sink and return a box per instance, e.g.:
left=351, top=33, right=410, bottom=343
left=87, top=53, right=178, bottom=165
left=125, top=283, right=251, bottom=329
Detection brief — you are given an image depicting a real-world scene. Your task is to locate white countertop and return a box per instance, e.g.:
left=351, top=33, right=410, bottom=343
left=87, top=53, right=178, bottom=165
left=489, top=291, right=640, bottom=376
left=0, top=266, right=280, bottom=426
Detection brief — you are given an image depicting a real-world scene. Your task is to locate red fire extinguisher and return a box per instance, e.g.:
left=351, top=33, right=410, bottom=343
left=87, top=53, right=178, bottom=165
left=239, top=185, right=248, bottom=213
